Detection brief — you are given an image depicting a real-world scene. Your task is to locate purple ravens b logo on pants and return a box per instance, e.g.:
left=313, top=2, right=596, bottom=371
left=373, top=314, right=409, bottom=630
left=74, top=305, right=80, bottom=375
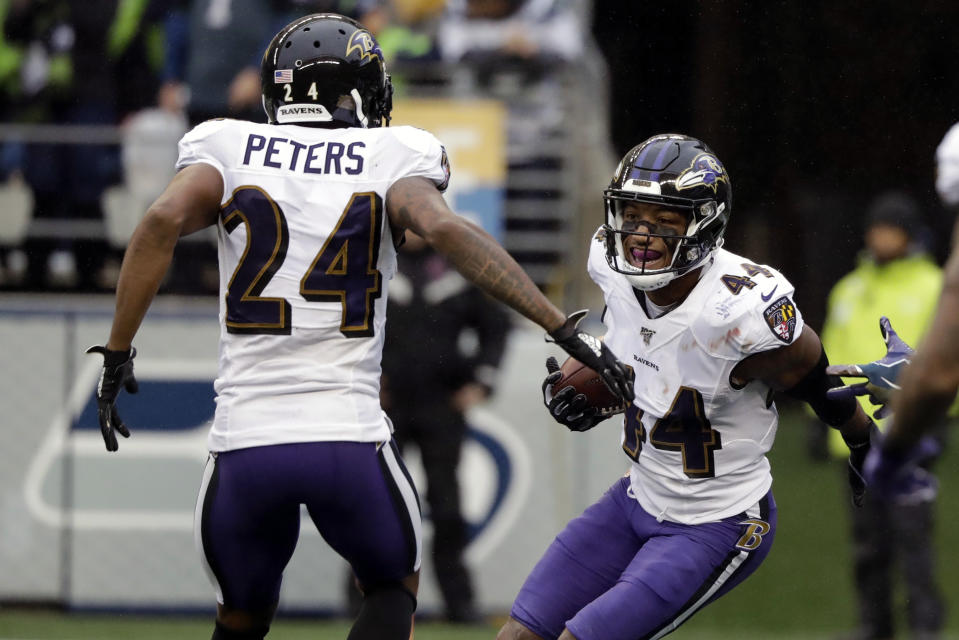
left=509, top=478, right=777, bottom=640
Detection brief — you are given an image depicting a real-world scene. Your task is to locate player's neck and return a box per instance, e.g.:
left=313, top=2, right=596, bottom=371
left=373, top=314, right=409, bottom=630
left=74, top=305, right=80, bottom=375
left=644, top=267, right=703, bottom=307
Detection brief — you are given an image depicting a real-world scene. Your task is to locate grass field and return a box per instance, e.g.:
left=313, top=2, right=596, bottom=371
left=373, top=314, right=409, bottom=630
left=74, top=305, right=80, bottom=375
left=3, top=405, right=958, bottom=639
left=7, top=609, right=947, bottom=640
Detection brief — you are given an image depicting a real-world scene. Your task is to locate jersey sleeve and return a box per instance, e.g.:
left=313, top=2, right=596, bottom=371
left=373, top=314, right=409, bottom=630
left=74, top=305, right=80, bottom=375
left=389, top=126, right=451, bottom=192
left=696, top=261, right=806, bottom=359
left=174, top=118, right=233, bottom=175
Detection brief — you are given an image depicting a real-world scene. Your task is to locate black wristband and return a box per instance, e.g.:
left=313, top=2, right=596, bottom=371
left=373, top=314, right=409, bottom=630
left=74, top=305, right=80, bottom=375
left=103, top=348, right=133, bottom=368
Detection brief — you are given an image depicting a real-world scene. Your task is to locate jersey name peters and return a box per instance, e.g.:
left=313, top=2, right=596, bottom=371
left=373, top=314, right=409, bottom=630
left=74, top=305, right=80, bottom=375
left=241, top=133, right=366, bottom=175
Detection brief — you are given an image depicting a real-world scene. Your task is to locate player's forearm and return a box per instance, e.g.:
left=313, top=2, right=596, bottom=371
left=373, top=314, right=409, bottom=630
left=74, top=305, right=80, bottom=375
left=886, top=386, right=954, bottom=453
left=107, top=212, right=180, bottom=350
left=836, top=402, right=873, bottom=446
left=387, top=177, right=565, bottom=332
left=429, top=216, right=565, bottom=332
left=885, top=257, right=959, bottom=451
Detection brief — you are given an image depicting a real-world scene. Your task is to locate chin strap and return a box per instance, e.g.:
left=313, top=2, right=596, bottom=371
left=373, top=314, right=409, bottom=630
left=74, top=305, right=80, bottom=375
left=350, top=89, right=368, bottom=128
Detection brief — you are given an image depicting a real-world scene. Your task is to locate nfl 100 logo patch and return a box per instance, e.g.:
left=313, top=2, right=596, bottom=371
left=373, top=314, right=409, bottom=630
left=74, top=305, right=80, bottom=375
left=762, top=295, right=797, bottom=343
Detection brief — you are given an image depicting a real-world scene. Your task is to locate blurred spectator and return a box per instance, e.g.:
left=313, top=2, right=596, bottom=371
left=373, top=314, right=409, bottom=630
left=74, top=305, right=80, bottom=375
left=438, top=0, right=582, bottom=67
left=2, top=0, right=166, bottom=291
left=349, top=231, right=510, bottom=623
left=363, top=0, right=445, bottom=68
left=159, top=0, right=380, bottom=125
left=817, top=190, right=947, bottom=640
left=436, top=0, right=584, bottom=160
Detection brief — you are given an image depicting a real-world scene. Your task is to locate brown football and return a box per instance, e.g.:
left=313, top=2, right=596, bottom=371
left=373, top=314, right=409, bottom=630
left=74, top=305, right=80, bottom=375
left=555, top=357, right=625, bottom=416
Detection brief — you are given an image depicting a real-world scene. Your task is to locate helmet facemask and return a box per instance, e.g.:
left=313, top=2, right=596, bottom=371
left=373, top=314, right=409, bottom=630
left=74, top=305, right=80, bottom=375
left=601, top=134, right=731, bottom=290
left=604, top=198, right=723, bottom=290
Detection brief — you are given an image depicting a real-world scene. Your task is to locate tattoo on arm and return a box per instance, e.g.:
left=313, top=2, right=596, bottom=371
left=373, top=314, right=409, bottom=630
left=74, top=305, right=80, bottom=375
left=388, top=179, right=564, bottom=331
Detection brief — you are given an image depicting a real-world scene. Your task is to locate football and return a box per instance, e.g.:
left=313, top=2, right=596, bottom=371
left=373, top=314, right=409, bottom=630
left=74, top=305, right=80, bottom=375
left=555, top=357, right=626, bottom=416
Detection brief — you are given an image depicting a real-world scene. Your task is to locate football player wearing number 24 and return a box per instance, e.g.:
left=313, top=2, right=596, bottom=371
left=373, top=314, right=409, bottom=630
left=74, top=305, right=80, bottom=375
left=83, top=13, right=632, bottom=640
left=498, top=134, right=876, bottom=640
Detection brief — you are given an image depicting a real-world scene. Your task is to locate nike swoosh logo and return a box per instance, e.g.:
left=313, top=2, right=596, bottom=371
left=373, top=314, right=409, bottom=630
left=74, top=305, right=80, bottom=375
left=761, top=285, right=778, bottom=302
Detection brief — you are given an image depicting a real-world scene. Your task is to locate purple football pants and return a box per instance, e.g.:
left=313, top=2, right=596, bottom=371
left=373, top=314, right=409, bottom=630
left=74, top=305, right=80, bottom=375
left=194, top=440, right=421, bottom=610
left=511, top=476, right=777, bottom=640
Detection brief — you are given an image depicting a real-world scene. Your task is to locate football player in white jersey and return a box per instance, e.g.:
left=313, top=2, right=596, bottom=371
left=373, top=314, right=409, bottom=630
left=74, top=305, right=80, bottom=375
left=497, top=134, right=876, bottom=640
left=84, top=14, right=632, bottom=640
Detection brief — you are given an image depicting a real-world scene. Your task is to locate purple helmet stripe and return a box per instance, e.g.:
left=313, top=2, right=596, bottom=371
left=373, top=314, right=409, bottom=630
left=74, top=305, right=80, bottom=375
left=627, top=141, right=656, bottom=180
left=648, top=140, right=675, bottom=183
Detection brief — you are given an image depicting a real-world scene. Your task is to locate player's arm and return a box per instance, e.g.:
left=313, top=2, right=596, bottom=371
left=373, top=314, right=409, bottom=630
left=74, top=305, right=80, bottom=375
left=86, top=163, right=222, bottom=452
left=106, top=163, right=222, bottom=350
left=386, top=176, right=633, bottom=401
left=732, top=327, right=874, bottom=504
left=885, top=251, right=959, bottom=452
left=733, top=327, right=872, bottom=440
left=387, top=176, right=565, bottom=332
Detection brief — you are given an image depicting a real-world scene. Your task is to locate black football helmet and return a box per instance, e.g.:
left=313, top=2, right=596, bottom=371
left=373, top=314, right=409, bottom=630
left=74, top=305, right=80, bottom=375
left=260, top=13, right=393, bottom=128
left=602, top=134, right=732, bottom=290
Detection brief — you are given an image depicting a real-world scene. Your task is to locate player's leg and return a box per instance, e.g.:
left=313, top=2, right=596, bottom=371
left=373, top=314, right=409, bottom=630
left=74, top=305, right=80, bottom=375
left=306, top=439, right=422, bottom=640
left=893, top=499, right=945, bottom=636
left=564, top=491, right=777, bottom=640
left=195, top=448, right=303, bottom=639
left=499, top=477, right=644, bottom=640
left=341, top=411, right=414, bottom=619
left=850, top=494, right=894, bottom=639
left=418, top=405, right=476, bottom=621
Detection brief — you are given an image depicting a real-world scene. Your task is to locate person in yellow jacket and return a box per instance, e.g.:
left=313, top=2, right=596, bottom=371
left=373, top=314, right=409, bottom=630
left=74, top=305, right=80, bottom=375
left=819, top=190, right=946, bottom=640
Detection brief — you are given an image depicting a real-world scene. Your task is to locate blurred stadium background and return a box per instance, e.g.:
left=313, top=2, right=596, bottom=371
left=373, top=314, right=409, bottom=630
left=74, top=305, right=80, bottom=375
left=2, top=1, right=959, bottom=638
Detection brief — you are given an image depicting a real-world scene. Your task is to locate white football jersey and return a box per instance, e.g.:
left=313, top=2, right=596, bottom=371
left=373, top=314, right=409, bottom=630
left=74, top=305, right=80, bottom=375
left=587, top=231, right=805, bottom=525
left=175, top=119, right=451, bottom=451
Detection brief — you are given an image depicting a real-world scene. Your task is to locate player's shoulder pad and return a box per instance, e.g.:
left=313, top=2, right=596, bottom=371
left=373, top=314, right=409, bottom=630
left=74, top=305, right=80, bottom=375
left=936, top=122, right=959, bottom=206
left=178, top=117, right=237, bottom=147
left=384, top=125, right=444, bottom=155
left=692, top=250, right=802, bottom=357
left=587, top=226, right=623, bottom=292
left=383, top=125, right=450, bottom=191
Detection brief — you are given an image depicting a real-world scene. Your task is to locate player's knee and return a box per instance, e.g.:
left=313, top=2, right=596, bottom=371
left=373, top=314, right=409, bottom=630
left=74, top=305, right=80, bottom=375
left=497, top=617, right=547, bottom=640
left=346, top=582, right=417, bottom=640
left=211, top=620, right=270, bottom=640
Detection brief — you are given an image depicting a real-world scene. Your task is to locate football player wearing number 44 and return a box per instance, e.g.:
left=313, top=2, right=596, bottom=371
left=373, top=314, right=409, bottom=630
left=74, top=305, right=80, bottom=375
left=83, top=13, right=632, bottom=640
left=498, top=134, right=876, bottom=640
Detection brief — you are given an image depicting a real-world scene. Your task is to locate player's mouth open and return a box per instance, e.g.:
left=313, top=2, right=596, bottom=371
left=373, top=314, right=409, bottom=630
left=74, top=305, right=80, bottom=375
left=628, top=247, right=664, bottom=268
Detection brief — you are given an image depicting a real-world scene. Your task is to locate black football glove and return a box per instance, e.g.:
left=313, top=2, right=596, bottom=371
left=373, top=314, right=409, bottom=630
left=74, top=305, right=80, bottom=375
left=86, top=345, right=138, bottom=452
left=546, top=310, right=634, bottom=403
left=542, top=356, right=603, bottom=432
left=844, top=419, right=880, bottom=508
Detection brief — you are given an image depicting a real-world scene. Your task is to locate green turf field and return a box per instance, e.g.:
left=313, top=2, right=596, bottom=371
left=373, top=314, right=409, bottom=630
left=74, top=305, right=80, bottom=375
left=3, top=405, right=957, bottom=639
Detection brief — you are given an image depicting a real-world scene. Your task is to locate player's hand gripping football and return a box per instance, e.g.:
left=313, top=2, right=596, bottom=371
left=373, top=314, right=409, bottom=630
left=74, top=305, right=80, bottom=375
left=86, top=345, right=139, bottom=452
left=542, top=357, right=603, bottom=432
left=546, top=310, right=634, bottom=404
left=825, top=316, right=913, bottom=419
